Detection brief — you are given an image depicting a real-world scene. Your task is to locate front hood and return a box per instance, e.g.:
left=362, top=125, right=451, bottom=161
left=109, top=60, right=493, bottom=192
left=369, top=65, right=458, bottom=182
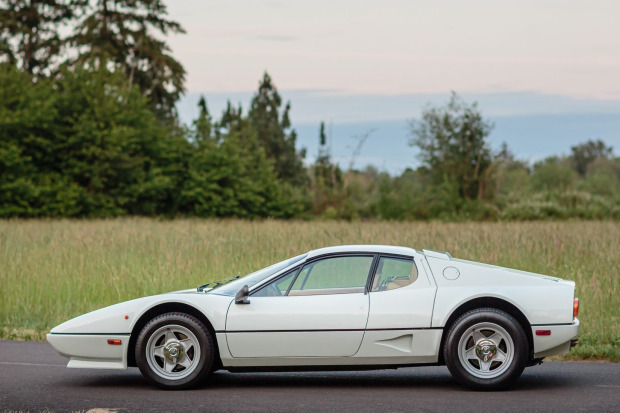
left=50, top=291, right=201, bottom=334
left=49, top=288, right=233, bottom=336
left=49, top=296, right=153, bottom=335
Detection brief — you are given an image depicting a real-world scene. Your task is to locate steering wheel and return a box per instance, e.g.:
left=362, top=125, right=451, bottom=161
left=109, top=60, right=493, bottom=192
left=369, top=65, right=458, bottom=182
left=378, top=276, right=395, bottom=291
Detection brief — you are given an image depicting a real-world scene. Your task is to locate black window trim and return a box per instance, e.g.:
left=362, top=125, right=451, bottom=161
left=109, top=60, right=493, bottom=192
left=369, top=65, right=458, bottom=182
left=367, top=253, right=417, bottom=293
left=250, top=252, right=380, bottom=297
left=293, top=261, right=315, bottom=293
left=250, top=266, right=302, bottom=297
left=285, top=266, right=304, bottom=296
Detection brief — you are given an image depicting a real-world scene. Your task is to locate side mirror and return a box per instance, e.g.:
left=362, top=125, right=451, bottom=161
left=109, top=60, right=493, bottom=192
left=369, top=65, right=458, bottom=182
left=235, top=285, right=250, bottom=304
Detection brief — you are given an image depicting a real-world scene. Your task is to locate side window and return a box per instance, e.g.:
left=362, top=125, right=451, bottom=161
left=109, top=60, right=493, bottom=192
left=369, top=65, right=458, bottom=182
left=371, top=257, right=417, bottom=292
left=287, top=255, right=373, bottom=296
left=252, top=269, right=299, bottom=297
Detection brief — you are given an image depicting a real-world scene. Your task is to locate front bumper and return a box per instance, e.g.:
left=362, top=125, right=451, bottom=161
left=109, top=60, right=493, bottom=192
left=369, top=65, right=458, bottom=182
left=532, top=318, right=580, bottom=358
left=47, top=333, right=129, bottom=369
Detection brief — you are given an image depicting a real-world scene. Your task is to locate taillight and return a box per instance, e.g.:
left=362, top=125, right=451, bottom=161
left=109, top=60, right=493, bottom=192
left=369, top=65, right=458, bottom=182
left=573, top=298, right=579, bottom=318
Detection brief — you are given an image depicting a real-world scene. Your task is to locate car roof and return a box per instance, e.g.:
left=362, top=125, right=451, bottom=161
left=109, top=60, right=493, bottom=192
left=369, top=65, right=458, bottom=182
left=306, top=244, right=417, bottom=259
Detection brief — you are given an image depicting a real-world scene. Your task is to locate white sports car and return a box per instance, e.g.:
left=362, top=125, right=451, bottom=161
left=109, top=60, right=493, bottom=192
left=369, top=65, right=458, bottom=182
left=47, top=245, right=580, bottom=390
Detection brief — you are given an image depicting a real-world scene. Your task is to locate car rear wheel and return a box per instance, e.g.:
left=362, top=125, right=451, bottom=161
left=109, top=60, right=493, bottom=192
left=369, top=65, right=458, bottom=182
left=136, top=312, right=214, bottom=389
left=444, top=308, right=528, bottom=390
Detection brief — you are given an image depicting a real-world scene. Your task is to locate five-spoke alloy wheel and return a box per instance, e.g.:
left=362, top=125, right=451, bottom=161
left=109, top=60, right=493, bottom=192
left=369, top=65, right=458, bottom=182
left=136, top=312, right=214, bottom=389
left=458, top=322, right=514, bottom=379
left=444, top=308, right=528, bottom=390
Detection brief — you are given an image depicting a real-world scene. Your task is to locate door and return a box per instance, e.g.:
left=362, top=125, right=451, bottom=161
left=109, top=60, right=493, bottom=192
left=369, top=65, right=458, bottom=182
left=226, top=255, right=374, bottom=358
left=357, top=255, right=438, bottom=359
left=366, top=255, right=436, bottom=329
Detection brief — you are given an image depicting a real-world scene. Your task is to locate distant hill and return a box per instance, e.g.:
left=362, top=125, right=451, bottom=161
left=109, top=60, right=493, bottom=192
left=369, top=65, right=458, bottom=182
left=178, top=91, right=620, bottom=174
left=295, top=113, right=620, bottom=174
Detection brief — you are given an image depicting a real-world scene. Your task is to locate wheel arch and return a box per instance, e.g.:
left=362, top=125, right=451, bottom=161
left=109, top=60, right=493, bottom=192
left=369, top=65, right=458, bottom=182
left=437, top=297, right=533, bottom=365
left=127, top=302, right=220, bottom=368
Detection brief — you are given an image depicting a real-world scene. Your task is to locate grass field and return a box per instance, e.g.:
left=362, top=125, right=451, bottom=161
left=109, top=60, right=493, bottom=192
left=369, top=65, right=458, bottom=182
left=0, top=219, right=618, bottom=361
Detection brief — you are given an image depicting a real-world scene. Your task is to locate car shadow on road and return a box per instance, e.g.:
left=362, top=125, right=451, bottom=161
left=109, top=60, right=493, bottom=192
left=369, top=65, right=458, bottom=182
left=59, top=366, right=577, bottom=393
left=204, top=369, right=453, bottom=389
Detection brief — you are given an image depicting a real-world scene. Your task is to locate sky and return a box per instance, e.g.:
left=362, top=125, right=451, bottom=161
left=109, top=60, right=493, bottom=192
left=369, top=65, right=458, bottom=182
left=165, top=0, right=620, bottom=173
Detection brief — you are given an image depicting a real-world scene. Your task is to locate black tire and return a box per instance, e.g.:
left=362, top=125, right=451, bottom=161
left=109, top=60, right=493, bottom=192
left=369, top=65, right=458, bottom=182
left=136, top=312, right=214, bottom=389
left=444, top=308, right=528, bottom=390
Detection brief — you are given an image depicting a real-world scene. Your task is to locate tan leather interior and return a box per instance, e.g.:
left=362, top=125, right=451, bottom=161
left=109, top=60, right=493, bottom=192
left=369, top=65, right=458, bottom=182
left=386, top=278, right=413, bottom=290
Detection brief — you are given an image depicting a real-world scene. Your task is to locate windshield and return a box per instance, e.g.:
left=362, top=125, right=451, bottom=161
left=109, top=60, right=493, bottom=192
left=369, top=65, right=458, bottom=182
left=208, top=253, right=307, bottom=296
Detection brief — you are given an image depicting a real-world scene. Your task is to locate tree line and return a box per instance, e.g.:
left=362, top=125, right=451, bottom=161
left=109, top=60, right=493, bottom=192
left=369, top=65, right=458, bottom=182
left=1, top=0, right=618, bottom=220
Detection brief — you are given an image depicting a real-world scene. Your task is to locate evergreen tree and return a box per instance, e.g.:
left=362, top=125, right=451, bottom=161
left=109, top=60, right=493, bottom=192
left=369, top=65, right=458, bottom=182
left=317, top=121, right=329, bottom=167
left=181, top=103, right=300, bottom=218
left=0, top=62, right=184, bottom=217
left=54, top=66, right=184, bottom=216
left=315, top=121, right=341, bottom=187
left=310, top=121, right=343, bottom=216
left=0, top=0, right=74, bottom=75
left=248, top=72, right=306, bottom=186
left=67, top=0, right=186, bottom=115
left=194, top=95, right=211, bottom=143
left=0, top=62, right=80, bottom=216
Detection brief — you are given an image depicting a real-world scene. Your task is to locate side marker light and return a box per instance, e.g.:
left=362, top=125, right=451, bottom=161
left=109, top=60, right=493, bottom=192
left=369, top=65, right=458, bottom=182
left=107, top=339, right=122, bottom=345
left=573, top=298, right=579, bottom=318
left=535, top=330, right=551, bottom=336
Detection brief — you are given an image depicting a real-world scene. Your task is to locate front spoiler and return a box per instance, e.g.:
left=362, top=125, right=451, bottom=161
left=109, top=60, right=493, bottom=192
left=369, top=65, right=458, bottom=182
left=47, top=333, right=129, bottom=370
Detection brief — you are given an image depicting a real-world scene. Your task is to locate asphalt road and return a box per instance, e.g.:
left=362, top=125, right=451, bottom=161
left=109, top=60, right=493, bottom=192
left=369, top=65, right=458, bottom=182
left=1, top=340, right=619, bottom=413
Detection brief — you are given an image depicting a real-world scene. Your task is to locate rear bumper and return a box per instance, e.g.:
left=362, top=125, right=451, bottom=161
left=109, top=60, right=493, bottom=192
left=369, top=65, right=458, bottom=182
left=46, top=333, right=129, bottom=369
left=532, top=318, right=579, bottom=358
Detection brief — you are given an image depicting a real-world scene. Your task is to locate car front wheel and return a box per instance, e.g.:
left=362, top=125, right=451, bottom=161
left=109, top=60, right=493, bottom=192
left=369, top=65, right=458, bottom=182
left=136, top=312, right=214, bottom=389
left=444, top=308, right=528, bottom=390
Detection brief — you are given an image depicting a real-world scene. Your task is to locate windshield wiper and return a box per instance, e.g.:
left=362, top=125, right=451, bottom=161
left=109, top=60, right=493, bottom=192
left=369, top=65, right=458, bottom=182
left=197, top=275, right=240, bottom=292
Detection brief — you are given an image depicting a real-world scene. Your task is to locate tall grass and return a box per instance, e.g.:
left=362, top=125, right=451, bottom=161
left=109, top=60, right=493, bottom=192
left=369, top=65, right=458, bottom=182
left=0, top=219, right=617, bottom=360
